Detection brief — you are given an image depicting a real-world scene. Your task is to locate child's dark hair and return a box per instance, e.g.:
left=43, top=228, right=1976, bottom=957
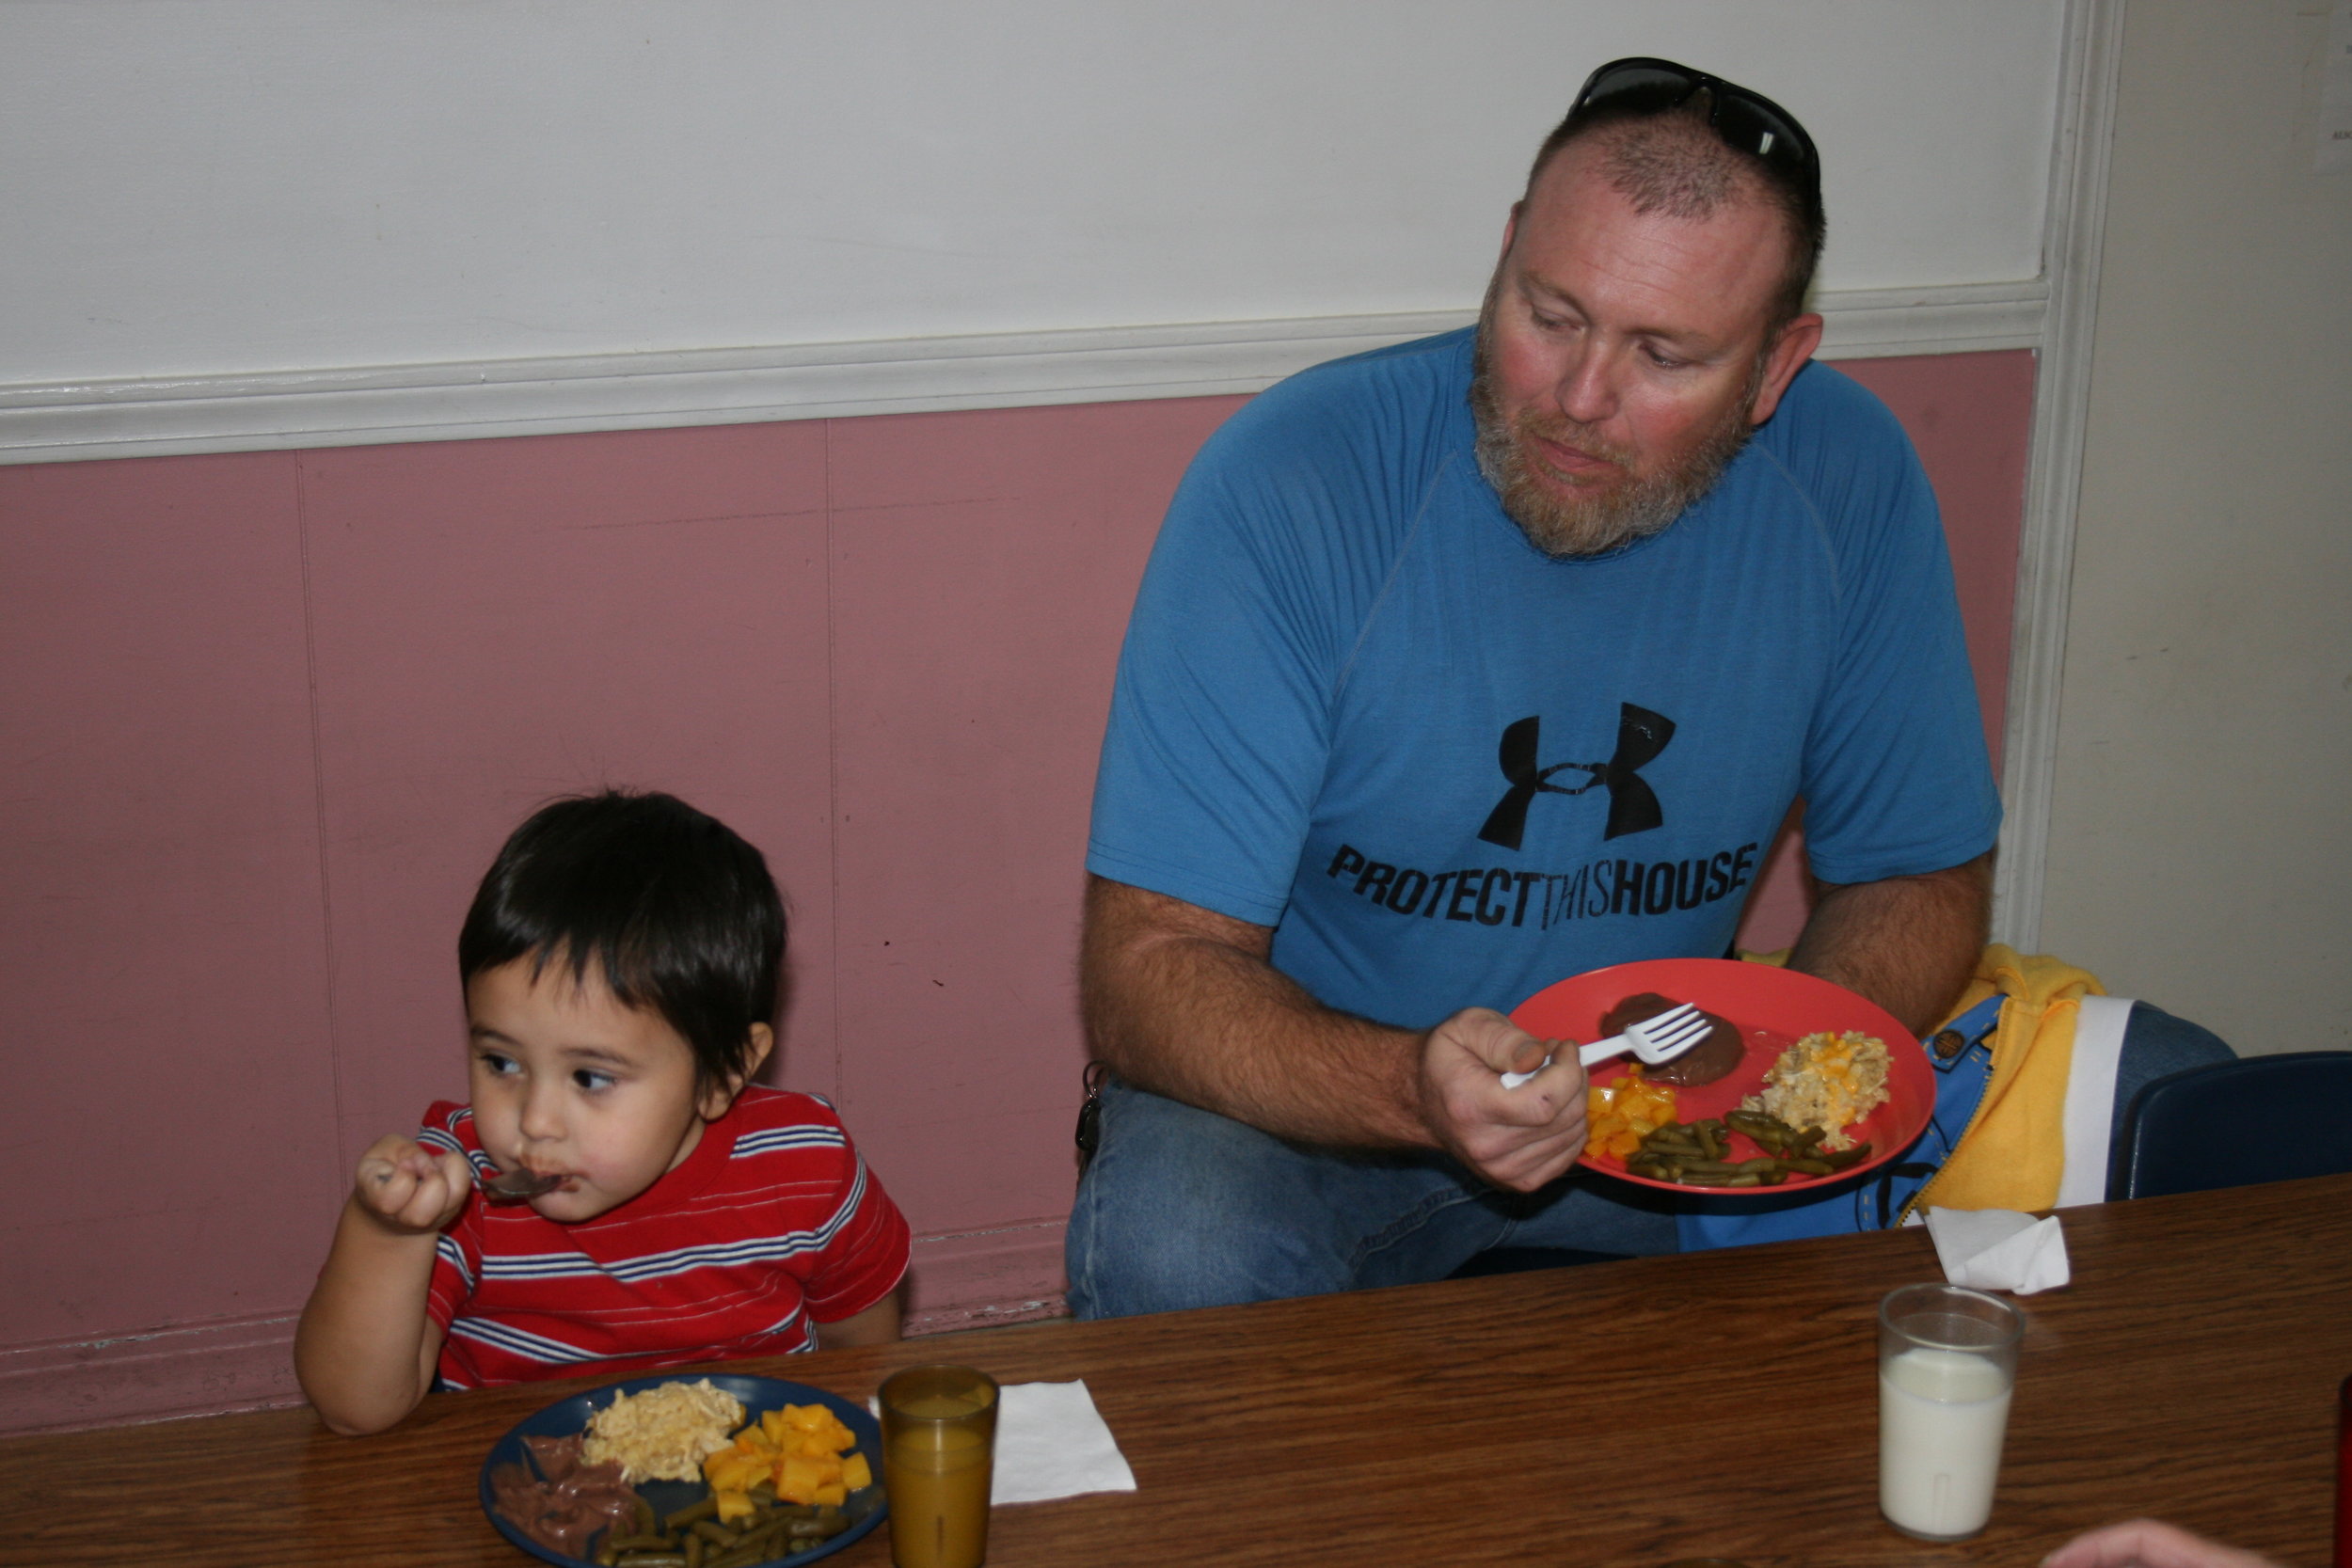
left=458, top=790, right=785, bottom=1093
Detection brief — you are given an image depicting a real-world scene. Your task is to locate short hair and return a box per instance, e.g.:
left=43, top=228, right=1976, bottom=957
left=458, top=790, right=786, bottom=1093
left=1526, top=94, right=1825, bottom=334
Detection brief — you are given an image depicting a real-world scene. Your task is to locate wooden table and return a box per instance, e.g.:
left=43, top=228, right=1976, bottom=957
left=6, top=1174, right=2345, bottom=1567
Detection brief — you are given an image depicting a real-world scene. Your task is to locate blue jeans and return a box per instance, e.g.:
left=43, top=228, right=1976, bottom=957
left=1063, top=1077, right=1680, bottom=1319
left=1063, top=1001, right=2233, bottom=1320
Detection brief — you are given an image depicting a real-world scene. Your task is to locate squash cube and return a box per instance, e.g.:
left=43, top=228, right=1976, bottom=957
left=777, top=1454, right=838, bottom=1505
left=705, top=1451, right=769, bottom=1495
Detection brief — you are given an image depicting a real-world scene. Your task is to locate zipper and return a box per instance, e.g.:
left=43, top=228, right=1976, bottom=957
left=1894, top=1005, right=2004, bottom=1226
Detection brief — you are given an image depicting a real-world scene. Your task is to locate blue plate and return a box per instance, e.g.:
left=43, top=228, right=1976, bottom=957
left=479, top=1372, right=886, bottom=1568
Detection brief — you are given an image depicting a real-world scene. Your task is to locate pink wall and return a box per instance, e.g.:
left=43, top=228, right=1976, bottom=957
left=0, top=351, right=2030, bottom=1433
left=1731, top=351, right=2032, bottom=951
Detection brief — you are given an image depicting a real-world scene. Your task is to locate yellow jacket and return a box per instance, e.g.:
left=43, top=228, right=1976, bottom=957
left=1907, top=943, right=2105, bottom=1213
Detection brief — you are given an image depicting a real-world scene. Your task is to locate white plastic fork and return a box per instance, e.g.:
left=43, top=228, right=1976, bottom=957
left=1499, top=1002, right=1710, bottom=1088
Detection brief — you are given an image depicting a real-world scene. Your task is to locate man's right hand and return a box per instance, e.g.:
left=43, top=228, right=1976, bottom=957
left=1417, top=1007, right=1590, bottom=1191
left=351, top=1134, right=472, bottom=1236
left=1085, top=878, right=1599, bottom=1181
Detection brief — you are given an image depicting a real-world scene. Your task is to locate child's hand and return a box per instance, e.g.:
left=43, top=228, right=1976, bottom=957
left=351, top=1135, right=473, bottom=1236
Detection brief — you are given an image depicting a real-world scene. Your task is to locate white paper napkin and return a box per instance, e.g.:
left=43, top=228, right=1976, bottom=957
left=872, top=1379, right=1136, bottom=1506
left=1924, top=1207, right=2071, bottom=1295
left=988, top=1379, right=1136, bottom=1505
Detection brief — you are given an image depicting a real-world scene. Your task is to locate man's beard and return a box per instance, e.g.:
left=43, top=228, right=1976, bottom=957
left=1470, top=324, right=1761, bottom=560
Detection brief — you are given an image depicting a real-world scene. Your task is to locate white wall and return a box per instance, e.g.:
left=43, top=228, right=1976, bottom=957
left=0, top=2, right=2065, bottom=459
left=2043, top=0, right=2352, bottom=1053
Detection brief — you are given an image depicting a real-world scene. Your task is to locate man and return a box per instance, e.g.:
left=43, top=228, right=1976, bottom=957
left=1068, top=61, right=2198, bottom=1319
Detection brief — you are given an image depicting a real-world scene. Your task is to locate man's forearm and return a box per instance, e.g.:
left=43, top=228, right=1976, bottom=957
left=1786, top=852, right=1991, bottom=1037
left=1080, top=876, right=1435, bottom=1150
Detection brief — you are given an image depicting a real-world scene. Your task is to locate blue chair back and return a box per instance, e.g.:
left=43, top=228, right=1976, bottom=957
left=2112, top=1051, right=2352, bottom=1200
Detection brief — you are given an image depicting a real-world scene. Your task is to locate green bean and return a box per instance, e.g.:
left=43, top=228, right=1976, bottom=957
left=607, top=1535, right=675, bottom=1552
left=633, top=1496, right=660, bottom=1537
left=683, top=1533, right=703, bottom=1568
left=1622, top=1104, right=1884, bottom=1188
left=690, top=1521, right=739, bottom=1547
left=665, top=1497, right=720, bottom=1532
left=703, top=1551, right=761, bottom=1568
left=614, top=1555, right=689, bottom=1568
left=708, top=1536, right=787, bottom=1568
left=717, top=1516, right=789, bottom=1560
left=1665, top=1156, right=1773, bottom=1175
left=1726, top=1112, right=1789, bottom=1152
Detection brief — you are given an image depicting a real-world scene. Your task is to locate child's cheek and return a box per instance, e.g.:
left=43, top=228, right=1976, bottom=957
left=469, top=1101, right=518, bottom=1164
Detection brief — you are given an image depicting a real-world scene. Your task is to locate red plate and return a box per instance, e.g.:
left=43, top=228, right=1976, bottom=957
left=1510, top=958, right=1935, bottom=1195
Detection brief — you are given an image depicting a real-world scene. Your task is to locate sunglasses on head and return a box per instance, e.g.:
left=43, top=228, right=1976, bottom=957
left=1568, top=56, right=1821, bottom=223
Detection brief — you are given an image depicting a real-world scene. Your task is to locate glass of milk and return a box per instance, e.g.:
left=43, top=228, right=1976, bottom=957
left=1878, top=1282, right=2025, bottom=1541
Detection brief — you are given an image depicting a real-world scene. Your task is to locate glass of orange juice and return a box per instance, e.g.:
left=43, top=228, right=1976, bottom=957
left=880, top=1365, right=998, bottom=1568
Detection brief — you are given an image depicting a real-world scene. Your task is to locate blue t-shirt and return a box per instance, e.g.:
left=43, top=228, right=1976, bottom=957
left=1088, top=328, right=2000, bottom=1031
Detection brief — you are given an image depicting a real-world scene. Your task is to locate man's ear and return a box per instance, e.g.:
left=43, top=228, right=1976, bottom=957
left=1499, top=201, right=1522, bottom=264
left=700, top=1022, right=775, bottom=1121
left=1746, top=312, right=1824, bottom=426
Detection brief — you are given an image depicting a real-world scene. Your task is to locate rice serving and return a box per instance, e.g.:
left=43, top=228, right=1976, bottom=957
left=1743, top=1031, right=1891, bottom=1151
left=580, top=1378, right=745, bottom=1483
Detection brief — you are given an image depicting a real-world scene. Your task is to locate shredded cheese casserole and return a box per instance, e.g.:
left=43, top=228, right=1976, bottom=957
left=1743, top=1030, right=1891, bottom=1151
left=580, top=1378, right=745, bottom=1483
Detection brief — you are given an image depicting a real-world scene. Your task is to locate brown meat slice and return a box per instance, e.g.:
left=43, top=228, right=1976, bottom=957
left=1599, top=991, right=1745, bottom=1085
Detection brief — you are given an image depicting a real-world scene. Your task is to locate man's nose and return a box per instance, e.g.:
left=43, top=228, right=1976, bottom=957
left=1555, top=343, right=1619, bottom=426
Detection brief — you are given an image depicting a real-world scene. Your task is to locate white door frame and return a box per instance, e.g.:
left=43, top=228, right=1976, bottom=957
left=1994, top=0, right=2123, bottom=952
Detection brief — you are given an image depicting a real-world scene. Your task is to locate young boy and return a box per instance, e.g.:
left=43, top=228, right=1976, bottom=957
left=296, top=790, right=910, bottom=1435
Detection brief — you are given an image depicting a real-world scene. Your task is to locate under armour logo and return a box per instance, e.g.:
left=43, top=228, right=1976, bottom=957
left=1474, top=704, right=1676, bottom=850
